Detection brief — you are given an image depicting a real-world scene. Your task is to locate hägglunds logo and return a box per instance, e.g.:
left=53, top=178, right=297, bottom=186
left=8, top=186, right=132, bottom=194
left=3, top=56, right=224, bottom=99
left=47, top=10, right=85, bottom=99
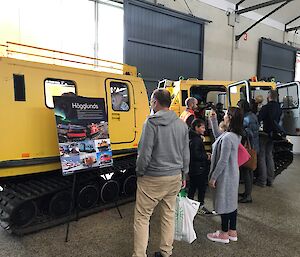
left=71, top=103, right=99, bottom=110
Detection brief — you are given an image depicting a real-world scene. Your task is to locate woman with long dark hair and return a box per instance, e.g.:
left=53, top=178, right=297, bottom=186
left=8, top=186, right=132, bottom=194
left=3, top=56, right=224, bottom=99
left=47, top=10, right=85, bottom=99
left=207, top=107, right=243, bottom=243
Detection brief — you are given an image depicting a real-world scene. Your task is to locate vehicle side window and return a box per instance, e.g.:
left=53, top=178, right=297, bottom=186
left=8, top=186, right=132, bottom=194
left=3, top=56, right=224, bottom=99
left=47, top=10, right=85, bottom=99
left=181, top=90, right=188, bottom=107
left=45, top=78, right=77, bottom=108
left=13, top=74, right=26, bottom=101
left=278, top=84, right=299, bottom=109
left=217, top=93, right=227, bottom=109
left=110, top=82, right=130, bottom=111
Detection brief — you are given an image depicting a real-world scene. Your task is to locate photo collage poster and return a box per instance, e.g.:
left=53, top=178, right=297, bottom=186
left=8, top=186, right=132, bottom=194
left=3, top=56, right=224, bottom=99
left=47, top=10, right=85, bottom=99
left=53, top=96, right=113, bottom=176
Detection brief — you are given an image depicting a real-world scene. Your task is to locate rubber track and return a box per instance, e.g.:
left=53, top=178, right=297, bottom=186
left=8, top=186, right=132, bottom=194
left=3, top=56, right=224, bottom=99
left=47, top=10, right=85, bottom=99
left=0, top=155, right=136, bottom=235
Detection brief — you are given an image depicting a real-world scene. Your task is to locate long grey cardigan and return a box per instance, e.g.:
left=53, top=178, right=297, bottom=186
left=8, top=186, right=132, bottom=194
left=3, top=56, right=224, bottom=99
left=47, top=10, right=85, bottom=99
left=209, top=117, right=241, bottom=214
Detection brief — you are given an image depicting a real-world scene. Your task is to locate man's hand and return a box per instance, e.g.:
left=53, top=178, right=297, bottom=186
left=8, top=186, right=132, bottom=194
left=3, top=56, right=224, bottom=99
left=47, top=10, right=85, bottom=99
left=181, top=180, right=186, bottom=189
left=209, top=179, right=216, bottom=188
left=207, top=152, right=212, bottom=161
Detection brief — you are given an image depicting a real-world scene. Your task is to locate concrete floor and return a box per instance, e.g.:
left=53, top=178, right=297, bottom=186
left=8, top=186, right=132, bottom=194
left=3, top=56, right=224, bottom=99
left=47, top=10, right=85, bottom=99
left=1, top=156, right=300, bottom=257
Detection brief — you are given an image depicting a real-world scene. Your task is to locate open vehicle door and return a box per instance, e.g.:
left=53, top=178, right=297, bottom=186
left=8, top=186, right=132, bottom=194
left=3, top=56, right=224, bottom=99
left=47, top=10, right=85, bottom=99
left=227, top=80, right=250, bottom=107
left=277, top=81, right=300, bottom=136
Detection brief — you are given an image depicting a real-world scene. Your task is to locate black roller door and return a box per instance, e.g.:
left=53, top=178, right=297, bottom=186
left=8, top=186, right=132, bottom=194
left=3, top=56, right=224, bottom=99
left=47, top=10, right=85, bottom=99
left=257, top=38, right=297, bottom=83
left=124, top=0, right=207, bottom=96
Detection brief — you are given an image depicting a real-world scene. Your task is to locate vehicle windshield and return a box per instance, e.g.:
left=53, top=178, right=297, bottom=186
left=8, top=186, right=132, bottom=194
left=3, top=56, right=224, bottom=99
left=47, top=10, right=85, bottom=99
left=190, top=85, right=226, bottom=108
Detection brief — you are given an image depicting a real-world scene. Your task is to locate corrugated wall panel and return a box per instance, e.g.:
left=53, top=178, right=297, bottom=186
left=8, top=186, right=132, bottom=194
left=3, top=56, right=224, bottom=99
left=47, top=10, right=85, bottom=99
left=258, top=38, right=297, bottom=83
left=124, top=0, right=206, bottom=95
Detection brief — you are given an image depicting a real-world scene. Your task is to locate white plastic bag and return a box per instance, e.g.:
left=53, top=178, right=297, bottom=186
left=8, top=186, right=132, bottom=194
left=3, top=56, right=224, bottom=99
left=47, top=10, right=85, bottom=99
left=174, top=196, right=200, bottom=243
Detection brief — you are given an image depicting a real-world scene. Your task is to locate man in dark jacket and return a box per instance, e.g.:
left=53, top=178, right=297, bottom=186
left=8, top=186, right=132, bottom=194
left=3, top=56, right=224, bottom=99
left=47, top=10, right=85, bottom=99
left=188, top=119, right=213, bottom=215
left=256, top=90, right=282, bottom=187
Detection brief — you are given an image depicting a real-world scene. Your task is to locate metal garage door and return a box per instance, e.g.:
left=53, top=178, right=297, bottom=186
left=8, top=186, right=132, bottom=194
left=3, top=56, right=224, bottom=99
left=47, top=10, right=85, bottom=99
left=257, top=38, right=297, bottom=83
left=124, top=0, right=207, bottom=96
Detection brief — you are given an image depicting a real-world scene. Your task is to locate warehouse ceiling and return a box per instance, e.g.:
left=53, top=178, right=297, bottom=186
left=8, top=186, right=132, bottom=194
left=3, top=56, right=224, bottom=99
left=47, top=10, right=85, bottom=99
left=226, top=0, right=300, bottom=30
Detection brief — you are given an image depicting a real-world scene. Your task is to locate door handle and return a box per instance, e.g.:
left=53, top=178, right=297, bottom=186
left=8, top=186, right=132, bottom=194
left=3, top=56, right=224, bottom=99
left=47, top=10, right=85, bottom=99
left=112, top=113, right=120, bottom=120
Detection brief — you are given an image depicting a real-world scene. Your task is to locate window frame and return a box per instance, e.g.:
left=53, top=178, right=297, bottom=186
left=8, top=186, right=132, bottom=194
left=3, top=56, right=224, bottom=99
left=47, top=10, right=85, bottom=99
left=13, top=74, right=26, bottom=101
left=44, top=78, right=77, bottom=109
left=110, top=81, right=130, bottom=112
left=278, top=84, right=299, bottom=110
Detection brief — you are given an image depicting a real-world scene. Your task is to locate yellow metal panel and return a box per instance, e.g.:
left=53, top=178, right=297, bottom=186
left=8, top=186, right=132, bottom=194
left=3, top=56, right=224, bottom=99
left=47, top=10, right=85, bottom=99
left=0, top=57, right=149, bottom=177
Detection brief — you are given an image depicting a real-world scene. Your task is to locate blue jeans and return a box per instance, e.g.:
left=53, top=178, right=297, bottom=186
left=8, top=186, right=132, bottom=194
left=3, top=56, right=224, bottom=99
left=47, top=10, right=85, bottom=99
left=257, top=133, right=274, bottom=185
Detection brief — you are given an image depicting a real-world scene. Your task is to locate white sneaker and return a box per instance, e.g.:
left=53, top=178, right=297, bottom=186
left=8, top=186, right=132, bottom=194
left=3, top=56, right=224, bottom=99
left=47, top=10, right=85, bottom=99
left=229, top=235, right=238, bottom=241
left=228, top=230, right=238, bottom=241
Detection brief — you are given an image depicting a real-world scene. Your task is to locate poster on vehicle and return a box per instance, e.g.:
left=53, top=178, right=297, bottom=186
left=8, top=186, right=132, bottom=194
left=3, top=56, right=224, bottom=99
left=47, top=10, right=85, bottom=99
left=53, top=95, right=113, bottom=176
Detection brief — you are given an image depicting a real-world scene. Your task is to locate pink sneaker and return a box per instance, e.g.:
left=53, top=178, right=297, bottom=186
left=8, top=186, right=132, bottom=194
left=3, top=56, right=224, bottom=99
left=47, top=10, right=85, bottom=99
left=207, top=230, right=229, bottom=244
left=228, top=230, right=238, bottom=241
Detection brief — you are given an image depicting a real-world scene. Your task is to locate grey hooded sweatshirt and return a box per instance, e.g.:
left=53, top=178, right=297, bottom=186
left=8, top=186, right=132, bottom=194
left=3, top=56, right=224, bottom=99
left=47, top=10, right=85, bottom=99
left=136, top=110, right=189, bottom=177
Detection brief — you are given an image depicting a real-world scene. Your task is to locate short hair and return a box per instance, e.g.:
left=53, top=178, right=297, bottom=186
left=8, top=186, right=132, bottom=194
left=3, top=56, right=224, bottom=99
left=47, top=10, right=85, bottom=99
left=227, top=107, right=243, bottom=136
left=268, top=90, right=278, bottom=101
left=185, top=97, right=197, bottom=108
left=237, top=99, right=250, bottom=113
left=216, top=102, right=223, bottom=110
left=191, top=118, right=205, bottom=131
left=249, top=98, right=258, bottom=114
left=255, top=95, right=264, bottom=104
left=152, top=89, right=171, bottom=107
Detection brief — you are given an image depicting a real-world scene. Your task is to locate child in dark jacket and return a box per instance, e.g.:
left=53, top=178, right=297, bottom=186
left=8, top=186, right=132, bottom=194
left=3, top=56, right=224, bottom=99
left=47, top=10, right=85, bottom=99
left=188, top=119, right=213, bottom=215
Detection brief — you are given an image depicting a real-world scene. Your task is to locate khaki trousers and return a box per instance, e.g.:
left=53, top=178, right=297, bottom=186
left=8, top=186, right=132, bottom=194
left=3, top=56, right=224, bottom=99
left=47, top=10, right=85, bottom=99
left=132, top=174, right=182, bottom=257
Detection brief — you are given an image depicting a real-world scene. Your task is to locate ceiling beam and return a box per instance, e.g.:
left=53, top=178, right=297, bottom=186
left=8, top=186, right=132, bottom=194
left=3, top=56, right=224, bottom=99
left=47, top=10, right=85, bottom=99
left=235, top=0, right=293, bottom=41
left=235, top=0, right=246, bottom=11
left=284, top=15, right=300, bottom=31
left=236, top=0, right=290, bottom=15
left=286, top=15, right=300, bottom=26
left=286, top=25, right=300, bottom=32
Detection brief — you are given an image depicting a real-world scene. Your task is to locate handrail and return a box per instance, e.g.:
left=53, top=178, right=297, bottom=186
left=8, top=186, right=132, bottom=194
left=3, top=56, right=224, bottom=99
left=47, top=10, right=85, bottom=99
left=6, top=50, right=124, bottom=72
left=6, top=41, right=126, bottom=67
left=1, top=41, right=137, bottom=76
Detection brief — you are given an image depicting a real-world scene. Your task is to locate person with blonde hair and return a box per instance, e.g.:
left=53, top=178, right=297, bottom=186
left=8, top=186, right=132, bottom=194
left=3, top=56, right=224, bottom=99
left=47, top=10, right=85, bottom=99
left=255, top=95, right=264, bottom=113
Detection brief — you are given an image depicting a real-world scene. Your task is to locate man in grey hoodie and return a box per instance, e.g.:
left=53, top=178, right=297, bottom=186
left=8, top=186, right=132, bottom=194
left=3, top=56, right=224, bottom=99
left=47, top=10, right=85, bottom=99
left=132, top=89, right=189, bottom=257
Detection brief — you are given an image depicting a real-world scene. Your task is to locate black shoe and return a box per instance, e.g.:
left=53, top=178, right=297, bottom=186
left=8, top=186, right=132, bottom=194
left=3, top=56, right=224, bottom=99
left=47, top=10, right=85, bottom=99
left=254, top=182, right=265, bottom=188
left=238, top=193, right=245, bottom=198
left=154, top=252, right=163, bottom=257
left=238, top=196, right=252, bottom=203
left=198, top=205, right=214, bottom=215
left=266, top=181, right=273, bottom=187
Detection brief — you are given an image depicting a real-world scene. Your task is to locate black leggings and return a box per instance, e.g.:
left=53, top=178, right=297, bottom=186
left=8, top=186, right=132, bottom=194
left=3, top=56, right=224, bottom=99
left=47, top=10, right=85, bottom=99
left=188, top=173, right=208, bottom=205
left=221, top=209, right=237, bottom=232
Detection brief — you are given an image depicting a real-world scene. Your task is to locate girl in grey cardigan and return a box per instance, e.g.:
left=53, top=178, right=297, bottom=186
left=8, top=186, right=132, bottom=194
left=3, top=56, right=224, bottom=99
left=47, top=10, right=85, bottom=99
left=207, top=107, right=243, bottom=244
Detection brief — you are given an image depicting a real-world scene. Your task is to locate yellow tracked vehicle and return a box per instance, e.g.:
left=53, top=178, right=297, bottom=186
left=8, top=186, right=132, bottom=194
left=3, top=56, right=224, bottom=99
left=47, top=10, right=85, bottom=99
left=159, top=78, right=293, bottom=175
left=0, top=42, right=149, bottom=234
